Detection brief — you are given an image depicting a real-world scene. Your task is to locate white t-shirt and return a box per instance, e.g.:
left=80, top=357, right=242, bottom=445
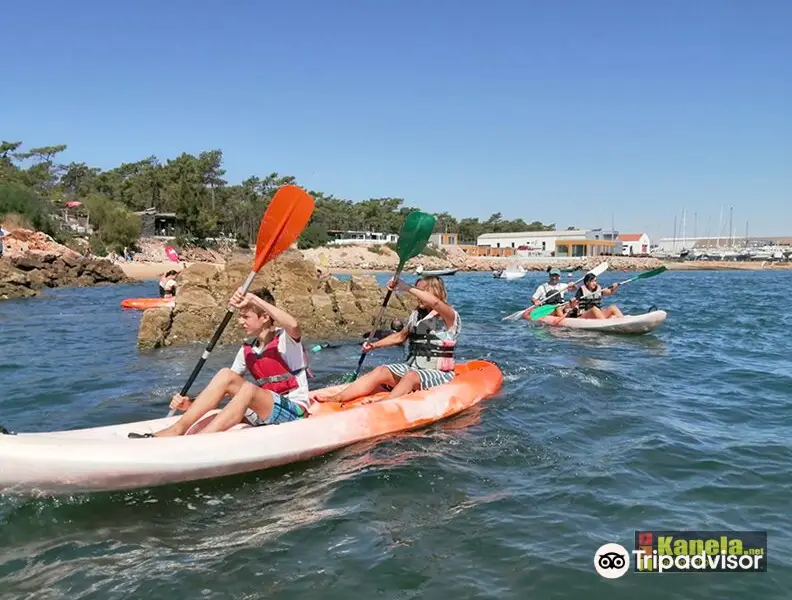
left=532, top=282, right=568, bottom=303
left=231, top=329, right=310, bottom=408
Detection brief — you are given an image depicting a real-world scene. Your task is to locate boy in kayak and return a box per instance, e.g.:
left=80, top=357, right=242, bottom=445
left=129, top=287, right=311, bottom=437
left=313, top=276, right=460, bottom=404
left=566, top=272, right=623, bottom=319
left=531, top=267, right=576, bottom=317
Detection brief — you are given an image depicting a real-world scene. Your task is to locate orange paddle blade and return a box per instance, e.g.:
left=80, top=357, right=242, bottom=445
left=253, top=185, right=315, bottom=272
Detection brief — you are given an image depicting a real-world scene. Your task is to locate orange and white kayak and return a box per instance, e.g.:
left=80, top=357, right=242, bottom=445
left=120, top=297, right=175, bottom=310
left=0, top=360, right=502, bottom=496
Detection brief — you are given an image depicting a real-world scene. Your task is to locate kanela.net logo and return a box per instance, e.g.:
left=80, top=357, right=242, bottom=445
left=594, top=530, right=767, bottom=578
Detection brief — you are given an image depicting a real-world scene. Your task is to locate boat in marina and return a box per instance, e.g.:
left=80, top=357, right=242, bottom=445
left=493, top=265, right=526, bottom=280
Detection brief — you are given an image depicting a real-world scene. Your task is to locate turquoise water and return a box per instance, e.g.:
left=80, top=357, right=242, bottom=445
left=1, top=270, right=790, bottom=599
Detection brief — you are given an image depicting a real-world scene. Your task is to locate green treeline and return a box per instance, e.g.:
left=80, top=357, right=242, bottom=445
left=0, top=141, right=555, bottom=254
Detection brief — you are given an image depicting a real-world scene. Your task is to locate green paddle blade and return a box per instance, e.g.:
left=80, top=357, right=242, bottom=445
left=396, top=211, right=436, bottom=265
left=636, top=266, right=667, bottom=279
left=529, top=304, right=558, bottom=320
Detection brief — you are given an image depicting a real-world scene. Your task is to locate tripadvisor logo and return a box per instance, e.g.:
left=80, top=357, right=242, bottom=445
left=634, top=530, right=767, bottom=573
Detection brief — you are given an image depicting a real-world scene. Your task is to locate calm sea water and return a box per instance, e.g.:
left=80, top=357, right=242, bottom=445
left=1, top=270, right=790, bottom=599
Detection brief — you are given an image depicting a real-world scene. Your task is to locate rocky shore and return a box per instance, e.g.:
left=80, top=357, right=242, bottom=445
left=0, top=229, right=131, bottom=300
left=301, top=244, right=792, bottom=273
left=300, top=244, right=666, bottom=273
left=137, top=249, right=412, bottom=349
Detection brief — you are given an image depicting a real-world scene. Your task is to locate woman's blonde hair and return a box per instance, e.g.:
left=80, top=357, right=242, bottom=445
left=417, top=275, right=448, bottom=303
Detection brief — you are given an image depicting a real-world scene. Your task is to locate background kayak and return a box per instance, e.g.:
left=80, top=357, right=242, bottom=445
left=534, top=309, right=667, bottom=334
left=0, top=360, right=502, bottom=496
left=415, top=267, right=458, bottom=276
left=120, top=298, right=175, bottom=310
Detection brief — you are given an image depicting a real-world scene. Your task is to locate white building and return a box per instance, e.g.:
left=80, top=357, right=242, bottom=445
left=619, top=233, right=651, bottom=255
left=327, top=230, right=398, bottom=245
left=476, top=229, right=619, bottom=255
left=429, top=232, right=459, bottom=247
left=476, top=230, right=587, bottom=254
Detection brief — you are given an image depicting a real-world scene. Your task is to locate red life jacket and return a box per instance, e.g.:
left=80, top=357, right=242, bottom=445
left=243, top=332, right=308, bottom=395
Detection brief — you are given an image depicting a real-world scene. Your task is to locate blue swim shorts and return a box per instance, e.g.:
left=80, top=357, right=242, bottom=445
left=244, top=392, right=307, bottom=426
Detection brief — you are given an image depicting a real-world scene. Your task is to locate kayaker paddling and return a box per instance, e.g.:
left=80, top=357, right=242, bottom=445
left=129, top=287, right=311, bottom=438
left=566, top=272, right=623, bottom=319
left=531, top=268, right=576, bottom=317
left=313, top=275, right=460, bottom=404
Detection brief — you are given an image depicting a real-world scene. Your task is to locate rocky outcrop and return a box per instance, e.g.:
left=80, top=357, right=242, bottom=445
left=301, top=244, right=459, bottom=273
left=137, top=249, right=412, bottom=349
left=0, top=229, right=132, bottom=300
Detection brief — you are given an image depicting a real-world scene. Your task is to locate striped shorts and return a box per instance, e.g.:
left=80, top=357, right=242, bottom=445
left=244, top=392, right=307, bottom=426
left=385, top=363, right=455, bottom=390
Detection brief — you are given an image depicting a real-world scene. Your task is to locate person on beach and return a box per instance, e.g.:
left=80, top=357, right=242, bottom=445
left=565, top=272, right=623, bottom=319
left=129, top=287, right=311, bottom=438
left=313, top=276, right=460, bottom=404
left=531, top=267, right=576, bottom=317
left=158, top=270, right=180, bottom=298
left=0, top=226, right=8, bottom=258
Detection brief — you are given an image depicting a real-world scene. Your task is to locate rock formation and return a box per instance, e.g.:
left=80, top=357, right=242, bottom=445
left=0, top=229, right=132, bottom=300
left=137, top=249, right=412, bottom=349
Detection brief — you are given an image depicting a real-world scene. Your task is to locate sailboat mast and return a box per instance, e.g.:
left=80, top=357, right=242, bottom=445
left=682, top=208, right=687, bottom=249
left=717, top=207, right=723, bottom=247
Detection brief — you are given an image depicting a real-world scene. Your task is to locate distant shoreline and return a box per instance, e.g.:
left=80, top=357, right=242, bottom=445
left=662, top=261, right=792, bottom=271
left=118, top=258, right=792, bottom=282
left=324, top=262, right=792, bottom=275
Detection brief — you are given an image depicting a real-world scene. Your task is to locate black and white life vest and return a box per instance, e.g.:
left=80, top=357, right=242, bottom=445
left=538, top=283, right=565, bottom=305
left=405, top=310, right=457, bottom=371
left=577, top=285, right=603, bottom=311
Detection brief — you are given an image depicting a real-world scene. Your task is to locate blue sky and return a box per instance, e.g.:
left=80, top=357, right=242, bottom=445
left=1, top=0, right=790, bottom=241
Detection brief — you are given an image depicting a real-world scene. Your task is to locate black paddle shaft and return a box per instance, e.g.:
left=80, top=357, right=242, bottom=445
left=179, top=309, right=235, bottom=397
left=352, top=267, right=402, bottom=379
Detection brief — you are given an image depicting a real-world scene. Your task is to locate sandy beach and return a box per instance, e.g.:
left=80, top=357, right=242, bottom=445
left=118, top=261, right=224, bottom=280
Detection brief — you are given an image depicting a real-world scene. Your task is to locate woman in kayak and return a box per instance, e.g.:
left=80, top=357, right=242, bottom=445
left=567, top=272, right=623, bottom=319
left=531, top=267, right=576, bottom=317
left=129, top=287, right=311, bottom=438
left=313, top=275, right=460, bottom=405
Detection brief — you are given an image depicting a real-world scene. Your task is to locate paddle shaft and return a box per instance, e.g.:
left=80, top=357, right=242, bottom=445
left=352, top=262, right=406, bottom=379
left=166, top=269, right=256, bottom=417
left=615, top=267, right=666, bottom=286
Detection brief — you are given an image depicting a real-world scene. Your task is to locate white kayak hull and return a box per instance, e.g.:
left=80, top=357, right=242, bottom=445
left=0, top=361, right=502, bottom=496
left=535, top=310, right=667, bottom=334
left=495, top=271, right=526, bottom=280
